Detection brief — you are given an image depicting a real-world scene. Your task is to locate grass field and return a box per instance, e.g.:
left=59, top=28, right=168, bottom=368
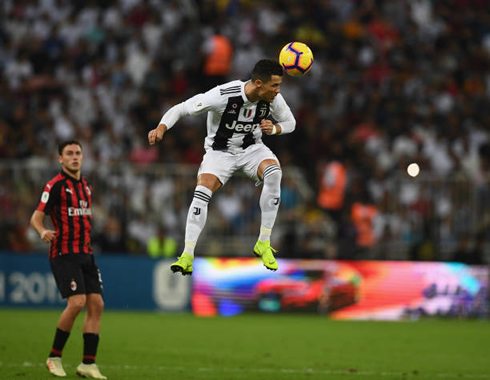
left=1, top=309, right=490, bottom=380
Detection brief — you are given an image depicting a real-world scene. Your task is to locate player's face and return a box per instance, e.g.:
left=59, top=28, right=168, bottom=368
left=59, top=144, right=83, bottom=174
left=257, top=75, right=282, bottom=103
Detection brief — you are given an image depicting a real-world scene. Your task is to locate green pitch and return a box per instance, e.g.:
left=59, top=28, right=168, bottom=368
left=1, top=309, right=489, bottom=380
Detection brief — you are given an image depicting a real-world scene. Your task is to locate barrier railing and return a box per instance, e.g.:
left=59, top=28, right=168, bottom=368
left=0, top=161, right=314, bottom=256
left=1, top=161, right=488, bottom=261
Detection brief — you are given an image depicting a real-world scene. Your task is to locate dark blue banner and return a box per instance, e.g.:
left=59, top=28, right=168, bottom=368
left=0, top=253, right=190, bottom=311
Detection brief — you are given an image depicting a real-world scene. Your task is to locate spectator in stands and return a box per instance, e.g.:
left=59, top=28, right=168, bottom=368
left=201, top=27, right=233, bottom=90
left=452, top=232, right=485, bottom=265
left=94, top=216, right=127, bottom=254
left=147, top=225, right=178, bottom=259
left=410, top=222, right=438, bottom=262
left=349, top=181, right=379, bottom=257
left=317, top=144, right=348, bottom=229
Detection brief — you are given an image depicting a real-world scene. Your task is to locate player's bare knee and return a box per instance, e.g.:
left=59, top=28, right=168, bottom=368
left=94, top=298, right=104, bottom=315
left=87, top=295, right=104, bottom=317
left=197, top=173, right=221, bottom=193
left=67, top=295, right=86, bottom=314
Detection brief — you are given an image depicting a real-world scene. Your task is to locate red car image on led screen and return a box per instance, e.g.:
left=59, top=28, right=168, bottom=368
left=255, top=269, right=358, bottom=313
left=192, top=259, right=487, bottom=319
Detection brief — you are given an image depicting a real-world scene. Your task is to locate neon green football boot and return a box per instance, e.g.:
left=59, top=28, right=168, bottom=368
left=170, top=253, right=194, bottom=276
left=253, top=240, right=278, bottom=271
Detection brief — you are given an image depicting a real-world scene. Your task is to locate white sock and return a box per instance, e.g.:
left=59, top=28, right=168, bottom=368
left=259, top=226, right=272, bottom=242
left=258, top=165, right=282, bottom=242
left=183, top=185, right=212, bottom=256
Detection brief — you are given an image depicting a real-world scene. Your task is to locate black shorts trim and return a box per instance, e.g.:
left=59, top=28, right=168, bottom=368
left=50, top=254, right=103, bottom=299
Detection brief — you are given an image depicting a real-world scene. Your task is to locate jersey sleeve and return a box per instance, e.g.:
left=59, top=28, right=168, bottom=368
left=160, top=87, right=224, bottom=129
left=36, top=181, right=61, bottom=215
left=270, top=93, right=296, bottom=134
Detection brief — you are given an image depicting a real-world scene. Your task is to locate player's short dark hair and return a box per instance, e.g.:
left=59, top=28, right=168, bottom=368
left=58, top=140, right=82, bottom=155
left=251, top=59, right=283, bottom=83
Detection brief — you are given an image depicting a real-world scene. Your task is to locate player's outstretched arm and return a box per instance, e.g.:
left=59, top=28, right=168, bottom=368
left=148, top=123, right=168, bottom=145
left=30, top=210, right=56, bottom=243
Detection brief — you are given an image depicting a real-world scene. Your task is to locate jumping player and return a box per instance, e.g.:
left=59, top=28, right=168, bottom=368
left=148, top=59, right=296, bottom=275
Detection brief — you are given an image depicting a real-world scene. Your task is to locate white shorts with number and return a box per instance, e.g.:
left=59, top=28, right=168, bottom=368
left=198, top=144, right=279, bottom=186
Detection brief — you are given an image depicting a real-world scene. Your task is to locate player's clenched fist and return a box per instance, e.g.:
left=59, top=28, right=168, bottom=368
left=260, top=119, right=280, bottom=135
left=148, top=124, right=167, bottom=145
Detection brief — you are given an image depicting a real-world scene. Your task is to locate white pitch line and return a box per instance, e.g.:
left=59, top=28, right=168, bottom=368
left=1, top=362, right=490, bottom=378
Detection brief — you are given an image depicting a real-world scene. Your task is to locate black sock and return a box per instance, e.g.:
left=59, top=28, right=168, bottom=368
left=82, top=333, right=99, bottom=364
left=49, top=328, right=70, bottom=357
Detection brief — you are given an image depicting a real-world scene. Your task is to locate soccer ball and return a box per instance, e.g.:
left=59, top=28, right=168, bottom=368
left=279, top=42, right=314, bottom=76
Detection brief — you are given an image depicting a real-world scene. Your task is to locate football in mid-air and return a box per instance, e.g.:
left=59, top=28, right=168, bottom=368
left=279, top=42, right=314, bottom=76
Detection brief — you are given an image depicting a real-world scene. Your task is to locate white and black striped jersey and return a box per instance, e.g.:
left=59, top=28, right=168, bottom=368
left=159, top=80, right=296, bottom=154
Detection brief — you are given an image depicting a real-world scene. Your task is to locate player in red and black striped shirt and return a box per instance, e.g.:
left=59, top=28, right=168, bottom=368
left=31, top=140, right=107, bottom=379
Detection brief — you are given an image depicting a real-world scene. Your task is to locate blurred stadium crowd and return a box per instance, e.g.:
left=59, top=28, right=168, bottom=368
left=1, top=0, right=489, bottom=263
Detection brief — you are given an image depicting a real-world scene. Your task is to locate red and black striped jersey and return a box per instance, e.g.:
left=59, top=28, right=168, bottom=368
left=36, top=170, right=93, bottom=259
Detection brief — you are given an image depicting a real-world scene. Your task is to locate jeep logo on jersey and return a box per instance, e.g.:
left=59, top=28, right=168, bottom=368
left=225, top=120, right=259, bottom=133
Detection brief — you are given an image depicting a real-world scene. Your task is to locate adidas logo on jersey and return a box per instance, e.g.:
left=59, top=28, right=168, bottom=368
left=225, top=120, right=259, bottom=133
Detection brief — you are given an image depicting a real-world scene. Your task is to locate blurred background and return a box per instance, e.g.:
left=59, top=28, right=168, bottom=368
left=1, top=4, right=490, bottom=377
left=1, top=0, right=490, bottom=265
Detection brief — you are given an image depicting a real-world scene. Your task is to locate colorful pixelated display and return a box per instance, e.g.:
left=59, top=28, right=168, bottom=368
left=192, top=258, right=488, bottom=320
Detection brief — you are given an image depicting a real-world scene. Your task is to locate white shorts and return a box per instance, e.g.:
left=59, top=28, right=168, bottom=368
left=198, top=144, right=279, bottom=186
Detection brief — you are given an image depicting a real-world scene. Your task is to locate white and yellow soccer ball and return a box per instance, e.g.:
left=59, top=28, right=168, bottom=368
left=279, top=42, right=314, bottom=76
